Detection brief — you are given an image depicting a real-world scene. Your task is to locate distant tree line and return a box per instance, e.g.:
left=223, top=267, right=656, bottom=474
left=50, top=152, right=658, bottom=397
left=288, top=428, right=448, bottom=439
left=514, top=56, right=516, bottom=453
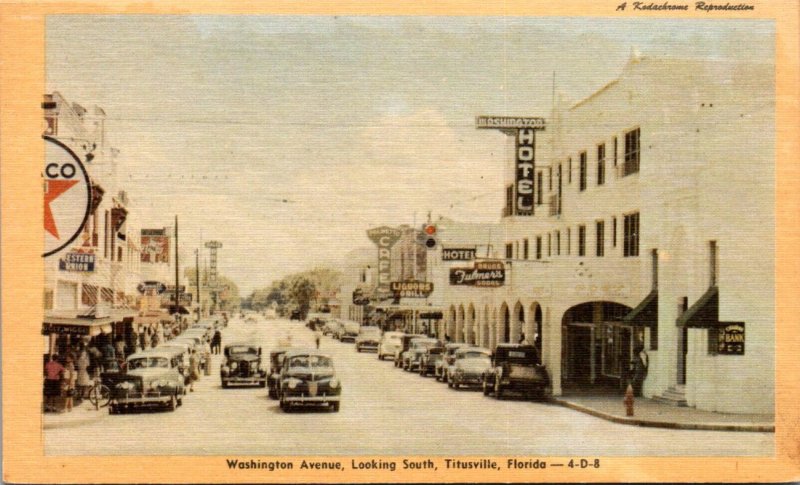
left=242, top=267, right=341, bottom=320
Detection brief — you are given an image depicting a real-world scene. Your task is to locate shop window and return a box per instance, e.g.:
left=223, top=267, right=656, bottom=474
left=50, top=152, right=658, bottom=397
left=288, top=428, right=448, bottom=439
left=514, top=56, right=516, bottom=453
left=623, top=128, right=640, bottom=176
left=536, top=172, right=543, bottom=205
left=523, top=238, right=529, bottom=260
left=613, top=136, right=618, bottom=166
left=707, top=327, right=721, bottom=355
left=547, top=233, right=552, bottom=257
left=536, top=236, right=542, bottom=260
left=623, top=212, right=640, bottom=257
left=578, top=225, right=586, bottom=257
left=505, top=243, right=513, bottom=259
left=597, top=143, right=606, bottom=185
left=579, top=152, right=587, bottom=191
left=568, top=157, right=572, bottom=184
left=596, top=220, right=605, bottom=257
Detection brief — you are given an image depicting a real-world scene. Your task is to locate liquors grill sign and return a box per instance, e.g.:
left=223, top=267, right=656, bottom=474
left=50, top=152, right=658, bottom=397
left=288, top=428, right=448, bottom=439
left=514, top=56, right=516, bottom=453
left=367, top=226, right=402, bottom=297
left=58, top=252, right=95, bottom=272
left=390, top=280, right=433, bottom=298
left=449, top=261, right=505, bottom=287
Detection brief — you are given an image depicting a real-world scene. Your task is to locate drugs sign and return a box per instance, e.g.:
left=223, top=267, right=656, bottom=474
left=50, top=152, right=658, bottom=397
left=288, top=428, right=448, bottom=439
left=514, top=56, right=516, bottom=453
left=449, top=261, right=506, bottom=287
left=43, top=136, right=92, bottom=257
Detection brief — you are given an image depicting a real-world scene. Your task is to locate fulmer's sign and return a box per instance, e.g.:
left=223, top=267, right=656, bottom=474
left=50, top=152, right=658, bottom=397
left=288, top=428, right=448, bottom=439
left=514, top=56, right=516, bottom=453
left=449, top=261, right=505, bottom=287
left=390, top=280, right=433, bottom=298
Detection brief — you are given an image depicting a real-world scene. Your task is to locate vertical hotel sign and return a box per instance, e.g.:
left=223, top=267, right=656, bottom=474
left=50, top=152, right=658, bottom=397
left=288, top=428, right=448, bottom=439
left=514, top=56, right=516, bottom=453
left=476, top=116, right=546, bottom=216
left=367, top=226, right=402, bottom=299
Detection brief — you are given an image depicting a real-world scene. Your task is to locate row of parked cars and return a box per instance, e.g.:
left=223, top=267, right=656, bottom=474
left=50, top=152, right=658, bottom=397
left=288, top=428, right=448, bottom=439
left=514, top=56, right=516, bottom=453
left=105, top=316, right=226, bottom=414
left=371, top=329, right=550, bottom=399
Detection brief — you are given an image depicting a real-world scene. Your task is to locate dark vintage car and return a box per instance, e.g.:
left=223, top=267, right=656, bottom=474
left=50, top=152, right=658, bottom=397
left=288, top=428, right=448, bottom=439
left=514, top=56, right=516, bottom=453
left=108, top=349, right=186, bottom=414
left=267, top=348, right=291, bottom=399
left=278, top=350, right=341, bottom=412
left=418, top=345, right=445, bottom=377
left=354, top=326, right=382, bottom=352
left=289, top=309, right=302, bottom=321
left=393, top=334, right=424, bottom=367
left=447, top=347, right=492, bottom=389
left=436, top=342, right=470, bottom=381
left=482, top=344, right=550, bottom=400
left=220, top=343, right=267, bottom=388
left=401, top=337, right=441, bottom=372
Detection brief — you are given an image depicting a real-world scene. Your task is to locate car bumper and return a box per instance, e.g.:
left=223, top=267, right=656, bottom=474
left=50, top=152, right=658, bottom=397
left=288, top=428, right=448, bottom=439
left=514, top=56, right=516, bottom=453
left=111, top=392, right=174, bottom=406
left=454, top=374, right=483, bottom=385
left=340, top=334, right=358, bottom=342
left=356, top=342, right=379, bottom=350
left=500, top=378, right=548, bottom=391
left=222, top=377, right=266, bottom=385
left=283, top=395, right=341, bottom=403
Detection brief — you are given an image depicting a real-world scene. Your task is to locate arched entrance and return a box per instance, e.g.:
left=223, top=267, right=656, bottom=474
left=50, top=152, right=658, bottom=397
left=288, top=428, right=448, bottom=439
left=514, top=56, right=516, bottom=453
left=561, top=301, right=635, bottom=392
left=512, top=301, right=524, bottom=344
left=456, top=305, right=465, bottom=342
left=481, top=305, right=490, bottom=348
left=446, top=305, right=456, bottom=342
left=534, top=305, right=543, bottom=353
left=499, top=302, right=510, bottom=344
left=489, top=307, right=498, bottom=349
left=466, top=304, right=476, bottom=344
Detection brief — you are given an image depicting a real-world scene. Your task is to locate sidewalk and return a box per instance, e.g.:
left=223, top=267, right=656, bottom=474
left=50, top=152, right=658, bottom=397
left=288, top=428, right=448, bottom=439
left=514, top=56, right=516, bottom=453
left=549, top=394, right=774, bottom=432
left=42, top=398, right=108, bottom=430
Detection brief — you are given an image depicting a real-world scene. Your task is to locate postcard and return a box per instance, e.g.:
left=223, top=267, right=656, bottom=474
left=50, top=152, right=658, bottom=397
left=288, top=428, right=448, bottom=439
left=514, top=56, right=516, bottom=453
left=1, top=0, right=798, bottom=483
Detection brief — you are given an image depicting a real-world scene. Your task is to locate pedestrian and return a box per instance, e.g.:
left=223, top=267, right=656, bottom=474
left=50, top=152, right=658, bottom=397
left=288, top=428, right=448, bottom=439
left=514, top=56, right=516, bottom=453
left=76, top=348, right=91, bottom=399
left=202, top=339, right=212, bottom=373
left=314, top=327, right=322, bottom=350
left=631, top=344, right=649, bottom=397
left=211, top=330, right=222, bottom=354
left=103, top=340, right=116, bottom=370
left=115, top=337, right=126, bottom=361
left=44, top=354, right=64, bottom=412
left=61, top=357, right=76, bottom=412
left=188, top=349, right=200, bottom=392
left=518, top=331, right=527, bottom=344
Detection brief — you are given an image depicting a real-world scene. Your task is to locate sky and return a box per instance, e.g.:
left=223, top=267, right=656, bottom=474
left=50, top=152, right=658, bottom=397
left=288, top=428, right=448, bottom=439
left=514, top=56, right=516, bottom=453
left=45, top=16, right=774, bottom=294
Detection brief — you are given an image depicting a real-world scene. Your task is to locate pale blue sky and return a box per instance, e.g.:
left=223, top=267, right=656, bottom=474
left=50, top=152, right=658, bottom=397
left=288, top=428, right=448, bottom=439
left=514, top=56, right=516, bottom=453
left=46, top=16, right=774, bottom=293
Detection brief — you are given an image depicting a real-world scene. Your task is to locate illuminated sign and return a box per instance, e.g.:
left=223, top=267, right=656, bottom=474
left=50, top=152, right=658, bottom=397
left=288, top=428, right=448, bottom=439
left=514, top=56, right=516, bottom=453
left=367, top=226, right=402, bottom=297
left=442, top=247, right=476, bottom=261
left=390, top=280, right=433, bottom=298
left=449, top=261, right=505, bottom=287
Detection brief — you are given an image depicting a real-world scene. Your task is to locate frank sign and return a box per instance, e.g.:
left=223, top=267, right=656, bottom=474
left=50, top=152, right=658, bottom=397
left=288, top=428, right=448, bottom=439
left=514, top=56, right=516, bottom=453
left=367, top=226, right=402, bottom=298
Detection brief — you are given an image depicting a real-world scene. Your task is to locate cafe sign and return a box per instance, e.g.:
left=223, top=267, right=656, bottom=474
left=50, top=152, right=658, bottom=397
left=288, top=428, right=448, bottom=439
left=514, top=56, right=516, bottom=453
left=717, top=322, right=745, bottom=355
left=367, top=226, right=402, bottom=298
left=390, top=280, right=433, bottom=298
left=58, top=252, right=95, bottom=272
left=449, top=261, right=505, bottom=287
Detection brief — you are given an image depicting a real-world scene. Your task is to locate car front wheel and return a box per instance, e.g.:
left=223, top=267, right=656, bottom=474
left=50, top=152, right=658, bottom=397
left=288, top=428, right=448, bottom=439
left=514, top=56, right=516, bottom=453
left=330, top=402, right=340, bottom=412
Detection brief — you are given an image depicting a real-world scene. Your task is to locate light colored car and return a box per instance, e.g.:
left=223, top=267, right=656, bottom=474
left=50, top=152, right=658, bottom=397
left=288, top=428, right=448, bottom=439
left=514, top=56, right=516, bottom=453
left=377, top=331, right=404, bottom=361
left=447, top=347, right=492, bottom=390
left=436, top=343, right=470, bottom=381
left=339, top=321, right=361, bottom=343
left=401, top=337, right=441, bottom=371
left=355, top=326, right=382, bottom=352
left=109, top=349, right=186, bottom=414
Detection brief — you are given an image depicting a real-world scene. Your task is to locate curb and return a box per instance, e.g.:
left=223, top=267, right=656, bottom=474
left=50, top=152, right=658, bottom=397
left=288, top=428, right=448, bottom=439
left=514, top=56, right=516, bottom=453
left=42, top=409, right=107, bottom=430
left=549, top=398, right=775, bottom=433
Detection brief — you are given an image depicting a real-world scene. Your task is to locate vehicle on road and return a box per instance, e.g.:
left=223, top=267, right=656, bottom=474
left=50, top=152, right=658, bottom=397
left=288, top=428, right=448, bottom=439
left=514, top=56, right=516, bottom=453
left=339, top=321, right=361, bottom=343
left=109, top=349, right=186, bottom=414
left=354, top=326, right=382, bottom=352
left=377, top=331, right=404, bottom=361
left=321, top=320, right=340, bottom=337
left=447, top=347, right=491, bottom=389
left=482, top=344, right=550, bottom=400
left=220, top=343, right=267, bottom=388
left=267, top=348, right=291, bottom=399
left=419, top=345, right=444, bottom=377
left=328, top=320, right=345, bottom=340
left=278, top=350, right=341, bottom=412
left=393, top=334, right=424, bottom=367
left=156, top=342, right=191, bottom=383
left=289, top=309, right=302, bottom=321
left=400, top=337, right=440, bottom=371
left=436, top=343, right=469, bottom=381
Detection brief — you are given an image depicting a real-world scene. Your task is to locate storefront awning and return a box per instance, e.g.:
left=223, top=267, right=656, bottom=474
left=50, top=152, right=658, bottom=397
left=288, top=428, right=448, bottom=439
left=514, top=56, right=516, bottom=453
left=43, top=312, right=113, bottom=336
left=677, top=286, right=719, bottom=328
left=168, top=305, right=190, bottom=315
left=623, top=290, right=658, bottom=328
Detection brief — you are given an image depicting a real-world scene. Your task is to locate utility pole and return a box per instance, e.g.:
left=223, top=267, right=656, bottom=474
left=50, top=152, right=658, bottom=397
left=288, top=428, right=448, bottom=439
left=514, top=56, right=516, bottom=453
left=195, top=248, right=201, bottom=321
left=174, top=215, right=180, bottom=325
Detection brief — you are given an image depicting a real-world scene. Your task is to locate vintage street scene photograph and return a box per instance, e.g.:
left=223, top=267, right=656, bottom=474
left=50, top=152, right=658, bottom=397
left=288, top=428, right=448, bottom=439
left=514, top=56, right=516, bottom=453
left=39, top=15, right=775, bottom=457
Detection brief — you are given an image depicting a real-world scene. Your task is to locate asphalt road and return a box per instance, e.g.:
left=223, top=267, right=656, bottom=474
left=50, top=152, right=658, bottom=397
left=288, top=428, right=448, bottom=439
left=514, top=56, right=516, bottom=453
left=44, top=315, right=774, bottom=456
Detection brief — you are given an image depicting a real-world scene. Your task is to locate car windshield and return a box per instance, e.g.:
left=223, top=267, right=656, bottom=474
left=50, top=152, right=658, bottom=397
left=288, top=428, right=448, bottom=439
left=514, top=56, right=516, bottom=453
left=386, top=335, right=401, bottom=342
left=345, top=323, right=360, bottom=332
left=460, top=351, right=490, bottom=359
left=414, top=340, right=438, bottom=349
left=128, top=357, right=169, bottom=369
left=360, top=328, right=381, bottom=336
left=498, top=348, right=540, bottom=364
left=228, top=346, right=256, bottom=355
left=287, top=355, right=333, bottom=369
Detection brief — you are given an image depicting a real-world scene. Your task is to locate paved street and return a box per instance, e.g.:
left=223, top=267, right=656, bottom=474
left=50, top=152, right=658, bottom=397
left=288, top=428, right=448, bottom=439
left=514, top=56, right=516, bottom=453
left=44, top=315, right=774, bottom=456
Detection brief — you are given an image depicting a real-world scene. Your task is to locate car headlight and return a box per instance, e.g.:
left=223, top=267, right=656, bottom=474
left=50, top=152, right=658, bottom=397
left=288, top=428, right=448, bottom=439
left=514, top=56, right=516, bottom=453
left=329, top=377, right=340, bottom=388
left=230, top=362, right=238, bottom=370
left=221, top=365, right=229, bottom=373
left=287, top=378, right=301, bottom=389
left=455, top=368, right=464, bottom=376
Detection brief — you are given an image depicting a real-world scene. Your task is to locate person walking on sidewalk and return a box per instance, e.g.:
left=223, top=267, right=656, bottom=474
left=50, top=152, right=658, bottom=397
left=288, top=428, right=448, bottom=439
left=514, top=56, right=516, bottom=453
left=188, top=349, right=200, bottom=392
left=314, top=327, right=322, bottom=350
left=61, top=357, right=77, bottom=412
left=211, top=330, right=222, bottom=355
left=631, top=345, right=649, bottom=397
left=44, top=355, right=64, bottom=413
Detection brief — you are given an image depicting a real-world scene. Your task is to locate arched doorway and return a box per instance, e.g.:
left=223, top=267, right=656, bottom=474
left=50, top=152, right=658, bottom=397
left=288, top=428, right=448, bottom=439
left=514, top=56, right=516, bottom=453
left=534, top=305, right=543, bottom=353
left=456, top=305, right=465, bottom=342
left=481, top=305, right=490, bottom=348
left=446, top=305, right=456, bottom=342
left=512, top=301, right=524, bottom=344
left=499, top=302, right=510, bottom=344
left=561, top=301, right=635, bottom=392
left=466, top=304, right=476, bottom=344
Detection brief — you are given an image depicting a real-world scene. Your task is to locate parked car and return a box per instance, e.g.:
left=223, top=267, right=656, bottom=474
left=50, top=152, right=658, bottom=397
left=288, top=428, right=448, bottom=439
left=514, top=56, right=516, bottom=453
left=321, top=320, right=339, bottom=337
left=220, top=343, right=267, bottom=388
left=327, top=320, right=344, bottom=340
left=418, top=345, right=445, bottom=377
left=394, top=334, right=424, bottom=367
left=339, top=321, right=361, bottom=343
left=447, top=347, right=492, bottom=389
left=377, top=331, right=404, bottom=361
left=156, top=342, right=191, bottom=383
left=401, top=337, right=441, bottom=371
left=482, top=344, right=550, bottom=400
left=109, top=349, right=186, bottom=414
left=355, top=326, right=382, bottom=352
left=267, top=348, right=291, bottom=399
left=436, top=343, right=470, bottom=381
left=278, top=350, right=341, bottom=412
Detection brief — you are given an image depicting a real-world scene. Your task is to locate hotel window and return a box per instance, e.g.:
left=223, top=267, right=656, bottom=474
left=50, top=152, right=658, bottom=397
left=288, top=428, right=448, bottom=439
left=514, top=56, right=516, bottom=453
left=613, top=137, right=618, bottom=166
left=623, top=128, right=640, bottom=176
left=578, top=225, right=586, bottom=257
left=505, top=243, right=513, bottom=259
left=652, top=249, right=659, bottom=290
left=556, top=231, right=561, bottom=256
left=597, top=143, right=606, bottom=185
left=709, top=241, right=718, bottom=287
left=579, top=152, right=587, bottom=191
left=568, top=157, right=572, bottom=184
left=548, top=167, right=553, bottom=191
left=596, top=220, right=605, bottom=257
left=547, top=233, right=552, bottom=257
left=567, top=228, right=571, bottom=255
left=504, top=184, right=514, bottom=216
left=523, top=238, right=529, bottom=260
left=612, top=216, right=617, bottom=247
left=556, top=164, right=563, bottom=215
left=536, top=172, right=543, bottom=205
left=623, top=212, right=640, bottom=257
left=515, top=241, right=519, bottom=259
left=536, top=236, right=542, bottom=260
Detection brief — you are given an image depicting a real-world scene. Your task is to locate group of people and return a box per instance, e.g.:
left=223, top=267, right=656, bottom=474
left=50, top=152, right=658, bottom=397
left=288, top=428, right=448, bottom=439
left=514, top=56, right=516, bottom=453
left=43, top=344, right=96, bottom=413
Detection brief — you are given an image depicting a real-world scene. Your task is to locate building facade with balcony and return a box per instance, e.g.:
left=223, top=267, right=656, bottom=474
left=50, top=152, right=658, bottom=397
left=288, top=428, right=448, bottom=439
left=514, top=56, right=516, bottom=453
left=431, top=53, right=774, bottom=414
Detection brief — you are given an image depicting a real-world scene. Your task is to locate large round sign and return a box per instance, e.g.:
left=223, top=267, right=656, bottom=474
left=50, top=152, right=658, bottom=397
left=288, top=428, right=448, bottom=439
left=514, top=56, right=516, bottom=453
left=43, top=136, right=91, bottom=257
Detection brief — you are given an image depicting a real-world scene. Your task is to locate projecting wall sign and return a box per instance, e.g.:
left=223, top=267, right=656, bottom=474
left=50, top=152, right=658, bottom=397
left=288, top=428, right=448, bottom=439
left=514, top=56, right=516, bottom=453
left=442, top=247, right=476, bottom=261
left=367, top=226, right=402, bottom=297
